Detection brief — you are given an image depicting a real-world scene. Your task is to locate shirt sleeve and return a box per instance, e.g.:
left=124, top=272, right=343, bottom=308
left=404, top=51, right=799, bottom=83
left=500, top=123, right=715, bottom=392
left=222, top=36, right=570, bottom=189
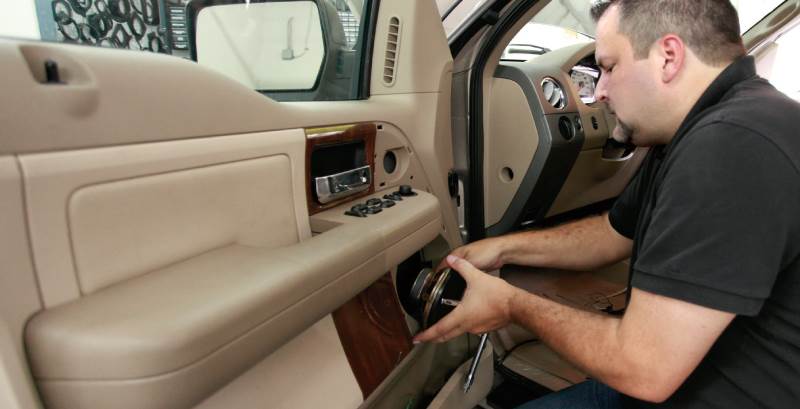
left=631, top=122, right=800, bottom=316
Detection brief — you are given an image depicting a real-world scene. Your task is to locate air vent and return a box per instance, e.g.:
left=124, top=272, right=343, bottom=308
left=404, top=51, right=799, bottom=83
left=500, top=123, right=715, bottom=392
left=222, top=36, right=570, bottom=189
left=541, top=78, right=566, bottom=109
left=383, top=17, right=401, bottom=86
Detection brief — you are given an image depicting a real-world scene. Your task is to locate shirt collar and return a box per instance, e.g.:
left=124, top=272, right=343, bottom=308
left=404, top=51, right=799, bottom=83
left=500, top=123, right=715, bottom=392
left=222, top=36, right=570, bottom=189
left=661, top=56, right=758, bottom=157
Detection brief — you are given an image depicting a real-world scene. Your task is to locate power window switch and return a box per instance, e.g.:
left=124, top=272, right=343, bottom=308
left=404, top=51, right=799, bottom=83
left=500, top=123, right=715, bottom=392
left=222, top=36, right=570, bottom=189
left=398, top=185, right=417, bottom=196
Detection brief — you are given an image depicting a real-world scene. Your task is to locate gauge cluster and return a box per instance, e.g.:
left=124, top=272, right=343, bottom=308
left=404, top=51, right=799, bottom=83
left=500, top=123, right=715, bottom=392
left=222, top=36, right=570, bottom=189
left=569, top=56, right=600, bottom=105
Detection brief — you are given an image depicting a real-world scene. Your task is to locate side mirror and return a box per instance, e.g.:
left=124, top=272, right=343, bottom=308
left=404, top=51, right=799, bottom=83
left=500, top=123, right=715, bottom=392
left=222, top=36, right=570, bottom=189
left=187, top=0, right=327, bottom=91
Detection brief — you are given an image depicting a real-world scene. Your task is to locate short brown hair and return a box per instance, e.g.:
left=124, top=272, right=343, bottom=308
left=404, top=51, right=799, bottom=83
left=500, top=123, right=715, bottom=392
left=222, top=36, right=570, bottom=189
left=591, top=0, right=745, bottom=66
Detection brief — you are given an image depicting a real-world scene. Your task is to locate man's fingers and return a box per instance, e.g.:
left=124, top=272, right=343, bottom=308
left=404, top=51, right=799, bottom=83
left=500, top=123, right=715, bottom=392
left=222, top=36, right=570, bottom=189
left=435, top=258, right=449, bottom=273
left=414, top=256, right=490, bottom=344
left=413, top=322, right=450, bottom=344
left=413, top=307, right=466, bottom=343
left=446, top=255, right=482, bottom=281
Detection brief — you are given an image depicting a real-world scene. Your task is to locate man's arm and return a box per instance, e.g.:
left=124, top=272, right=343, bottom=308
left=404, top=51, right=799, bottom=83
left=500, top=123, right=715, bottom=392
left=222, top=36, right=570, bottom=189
left=442, top=213, right=632, bottom=272
left=415, top=256, right=735, bottom=403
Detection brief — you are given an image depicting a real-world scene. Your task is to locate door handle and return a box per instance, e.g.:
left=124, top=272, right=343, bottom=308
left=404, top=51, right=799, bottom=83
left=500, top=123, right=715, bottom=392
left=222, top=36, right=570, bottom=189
left=314, top=165, right=371, bottom=204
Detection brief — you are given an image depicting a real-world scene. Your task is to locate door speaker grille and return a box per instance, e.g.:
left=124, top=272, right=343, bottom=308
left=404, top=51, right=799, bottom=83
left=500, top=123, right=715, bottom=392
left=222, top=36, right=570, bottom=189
left=383, top=17, right=401, bottom=86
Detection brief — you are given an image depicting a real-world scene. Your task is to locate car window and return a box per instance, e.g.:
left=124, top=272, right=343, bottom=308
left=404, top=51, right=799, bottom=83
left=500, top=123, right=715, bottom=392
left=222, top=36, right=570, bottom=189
left=734, top=0, right=785, bottom=33
left=1, top=0, right=372, bottom=102
left=498, top=0, right=788, bottom=63
left=502, top=23, right=592, bottom=62
left=439, top=0, right=492, bottom=38
left=191, top=0, right=370, bottom=101
left=756, top=20, right=800, bottom=102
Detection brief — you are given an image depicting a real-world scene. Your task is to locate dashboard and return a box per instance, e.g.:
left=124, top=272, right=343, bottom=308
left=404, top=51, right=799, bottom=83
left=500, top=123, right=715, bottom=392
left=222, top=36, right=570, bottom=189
left=487, top=44, right=620, bottom=235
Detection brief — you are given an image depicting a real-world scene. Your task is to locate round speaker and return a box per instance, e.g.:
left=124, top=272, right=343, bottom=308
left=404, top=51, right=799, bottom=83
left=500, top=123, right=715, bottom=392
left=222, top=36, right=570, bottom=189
left=406, top=267, right=466, bottom=329
left=383, top=151, right=397, bottom=174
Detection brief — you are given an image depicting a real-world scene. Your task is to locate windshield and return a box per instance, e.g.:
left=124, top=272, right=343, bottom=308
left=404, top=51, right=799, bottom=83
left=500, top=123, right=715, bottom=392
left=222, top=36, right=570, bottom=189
left=441, top=0, right=787, bottom=41
left=492, top=0, right=787, bottom=63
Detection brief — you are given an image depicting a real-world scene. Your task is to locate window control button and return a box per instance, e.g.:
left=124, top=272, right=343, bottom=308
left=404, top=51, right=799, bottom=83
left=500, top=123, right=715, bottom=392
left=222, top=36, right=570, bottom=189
left=399, top=184, right=417, bottom=196
left=381, top=200, right=395, bottom=208
left=366, top=198, right=383, bottom=207
left=345, top=209, right=367, bottom=218
left=365, top=207, right=382, bottom=214
left=384, top=193, right=402, bottom=201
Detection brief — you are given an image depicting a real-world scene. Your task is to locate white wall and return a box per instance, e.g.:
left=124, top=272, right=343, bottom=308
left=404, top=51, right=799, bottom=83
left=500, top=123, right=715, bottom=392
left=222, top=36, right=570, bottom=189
left=0, top=0, right=41, bottom=39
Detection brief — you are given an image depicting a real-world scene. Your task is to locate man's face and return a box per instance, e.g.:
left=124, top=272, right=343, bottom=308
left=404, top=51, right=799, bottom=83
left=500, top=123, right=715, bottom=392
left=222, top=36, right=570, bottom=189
left=594, top=6, right=662, bottom=146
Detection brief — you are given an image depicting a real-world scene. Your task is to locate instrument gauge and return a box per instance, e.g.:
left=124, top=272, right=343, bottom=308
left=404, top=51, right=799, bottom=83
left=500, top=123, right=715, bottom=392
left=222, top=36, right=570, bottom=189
left=571, top=66, right=599, bottom=104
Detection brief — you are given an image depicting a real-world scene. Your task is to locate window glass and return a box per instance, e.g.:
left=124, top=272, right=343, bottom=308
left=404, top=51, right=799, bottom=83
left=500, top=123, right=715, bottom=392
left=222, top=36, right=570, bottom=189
left=756, top=21, right=800, bottom=102
left=732, top=0, right=785, bottom=33
left=497, top=0, right=789, bottom=63
left=0, top=0, right=371, bottom=101
left=196, top=2, right=326, bottom=91
left=502, top=23, right=592, bottom=62
left=439, top=0, right=491, bottom=38
left=0, top=1, right=41, bottom=39
left=192, top=0, right=369, bottom=101
left=28, top=0, right=193, bottom=56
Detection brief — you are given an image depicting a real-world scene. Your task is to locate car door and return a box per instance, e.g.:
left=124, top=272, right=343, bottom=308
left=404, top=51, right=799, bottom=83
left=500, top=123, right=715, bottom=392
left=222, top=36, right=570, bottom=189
left=0, top=1, right=481, bottom=408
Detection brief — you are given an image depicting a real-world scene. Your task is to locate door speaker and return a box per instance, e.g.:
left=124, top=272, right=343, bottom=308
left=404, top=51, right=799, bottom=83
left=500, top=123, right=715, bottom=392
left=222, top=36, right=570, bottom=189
left=405, top=267, right=466, bottom=329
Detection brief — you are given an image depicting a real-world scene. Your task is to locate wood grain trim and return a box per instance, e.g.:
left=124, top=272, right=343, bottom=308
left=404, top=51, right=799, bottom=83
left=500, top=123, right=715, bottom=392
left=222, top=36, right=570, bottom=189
left=332, top=274, right=413, bottom=399
left=305, top=123, right=377, bottom=215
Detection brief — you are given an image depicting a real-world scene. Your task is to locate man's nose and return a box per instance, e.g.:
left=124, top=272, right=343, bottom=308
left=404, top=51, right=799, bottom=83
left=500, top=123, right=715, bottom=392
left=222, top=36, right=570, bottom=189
left=595, top=75, right=608, bottom=102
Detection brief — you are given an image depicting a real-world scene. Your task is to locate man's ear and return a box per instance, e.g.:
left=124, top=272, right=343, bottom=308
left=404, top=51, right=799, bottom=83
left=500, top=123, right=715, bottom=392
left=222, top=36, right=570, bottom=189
left=657, top=34, right=685, bottom=83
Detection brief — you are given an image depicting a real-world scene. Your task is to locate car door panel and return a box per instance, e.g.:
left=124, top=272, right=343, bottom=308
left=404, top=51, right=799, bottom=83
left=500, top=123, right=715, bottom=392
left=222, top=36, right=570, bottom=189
left=2, top=1, right=468, bottom=407
left=1, top=41, right=283, bottom=154
left=24, top=144, right=442, bottom=409
left=194, top=314, right=362, bottom=409
left=0, top=157, right=42, bottom=409
left=20, top=129, right=309, bottom=307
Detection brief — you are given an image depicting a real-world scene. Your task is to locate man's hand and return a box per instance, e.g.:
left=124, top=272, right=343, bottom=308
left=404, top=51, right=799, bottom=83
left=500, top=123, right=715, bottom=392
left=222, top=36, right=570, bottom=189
left=434, top=237, right=507, bottom=273
left=414, top=255, right=521, bottom=343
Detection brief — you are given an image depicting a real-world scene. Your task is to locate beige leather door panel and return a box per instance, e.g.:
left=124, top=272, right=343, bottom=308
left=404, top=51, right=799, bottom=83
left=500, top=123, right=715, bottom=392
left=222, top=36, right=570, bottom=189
left=21, top=130, right=309, bottom=306
left=22, top=129, right=442, bottom=409
left=0, top=157, right=42, bottom=409
left=2, top=0, right=461, bottom=407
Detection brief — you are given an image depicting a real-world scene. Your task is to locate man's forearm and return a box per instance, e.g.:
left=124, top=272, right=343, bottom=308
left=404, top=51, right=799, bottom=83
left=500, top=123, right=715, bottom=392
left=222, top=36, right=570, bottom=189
left=498, top=213, right=631, bottom=271
left=508, top=290, right=658, bottom=401
left=506, top=286, right=733, bottom=403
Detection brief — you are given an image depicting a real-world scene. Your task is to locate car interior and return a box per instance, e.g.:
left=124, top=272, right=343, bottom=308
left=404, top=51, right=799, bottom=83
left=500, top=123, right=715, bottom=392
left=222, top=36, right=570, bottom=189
left=1, top=0, right=798, bottom=408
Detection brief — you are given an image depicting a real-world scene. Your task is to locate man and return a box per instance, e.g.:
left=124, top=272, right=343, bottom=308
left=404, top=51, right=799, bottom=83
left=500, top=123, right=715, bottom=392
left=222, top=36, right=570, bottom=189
left=413, top=1, right=800, bottom=408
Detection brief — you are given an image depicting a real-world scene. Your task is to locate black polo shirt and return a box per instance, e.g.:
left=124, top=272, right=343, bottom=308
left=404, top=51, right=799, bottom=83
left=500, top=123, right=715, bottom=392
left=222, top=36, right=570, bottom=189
left=609, top=56, right=800, bottom=408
